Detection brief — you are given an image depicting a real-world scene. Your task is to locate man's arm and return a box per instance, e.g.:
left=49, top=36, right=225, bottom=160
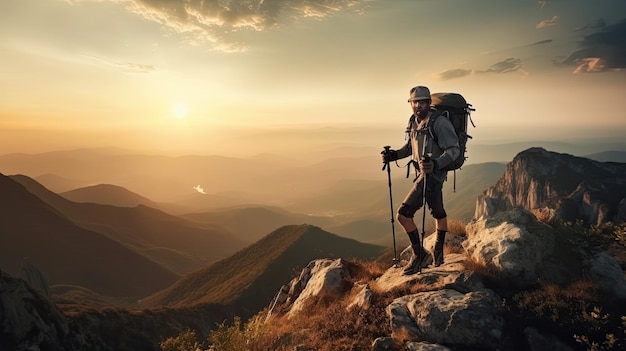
left=432, top=117, right=460, bottom=170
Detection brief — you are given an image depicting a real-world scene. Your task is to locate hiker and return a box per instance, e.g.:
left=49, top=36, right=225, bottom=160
left=381, top=85, right=460, bottom=275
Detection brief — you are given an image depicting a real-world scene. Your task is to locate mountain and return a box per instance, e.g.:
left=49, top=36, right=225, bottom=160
left=442, top=162, right=506, bottom=221
left=0, top=267, right=229, bottom=351
left=10, top=175, right=245, bottom=275
left=60, top=184, right=161, bottom=208
left=2, top=144, right=622, bottom=216
left=284, top=162, right=506, bottom=244
left=183, top=205, right=336, bottom=243
left=475, top=147, right=626, bottom=225
left=34, top=173, right=82, bottom=193
left=140, top=224, right=386, bottom=317
left=0, top=148, right=383, bottom=209
left=469, top=140, right=626, bottom=164
left=0, top=173, right=178, bottom=298
left=584, top=150, right=626, bottom=163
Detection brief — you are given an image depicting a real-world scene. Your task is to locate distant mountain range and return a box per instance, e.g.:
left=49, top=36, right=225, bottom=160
left=1, top=146, right=623, bottom=215
left=1, top=146, right=623, bottom=302
left=9, top=175, right=244, bottom=275
left=1, top=145, right=625, bottom=351
left=60, top=183, right=160, bottom=208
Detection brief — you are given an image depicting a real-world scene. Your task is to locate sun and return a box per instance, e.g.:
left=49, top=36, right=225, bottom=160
left=171, top=103, right=189, bottom=119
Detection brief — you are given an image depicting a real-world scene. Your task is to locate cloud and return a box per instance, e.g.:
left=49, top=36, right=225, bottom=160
left=574, top=18, right=606, bottom=32
left=536, top=15, right=558, bottom=29
left=437, top=58, right=526, bottom=81
left=193, top=185, right=206, bottom=195
left=480, top=58, right=523, bottom=74
left=75, top=0, right=369, bottom=52
left=561, top=18, right=626, bottom=73
left=436, top=68, right=473, bottom=81
left=572, top=58, right=606, bottom=74
left=529, top=39, right=553, bottom=46
left=538, top=1, right=548, bottom=9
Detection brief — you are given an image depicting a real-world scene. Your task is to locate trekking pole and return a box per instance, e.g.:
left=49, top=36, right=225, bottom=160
left=382, top=146, right=400, bottom=267
left=419, top=151, right=432, bottom=274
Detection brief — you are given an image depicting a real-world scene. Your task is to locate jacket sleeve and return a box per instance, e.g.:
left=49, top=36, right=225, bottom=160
left=395, top=140, right=412, bottom=160
left=432, top=117, right=460, bottom=170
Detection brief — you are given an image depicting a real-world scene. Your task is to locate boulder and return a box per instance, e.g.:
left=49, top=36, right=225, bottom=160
left=584, top=251, right=626, bottom=299
left=375, top=253, right=484, bottom=294
left=267, top=258, right=349, bottom=318
left=464, top=208, right=555, bottom=287
left=386, top=288, right=503, bottom=350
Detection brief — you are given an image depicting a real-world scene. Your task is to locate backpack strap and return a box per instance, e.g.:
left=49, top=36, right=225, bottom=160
left=420, top=109, right=445, bottom=149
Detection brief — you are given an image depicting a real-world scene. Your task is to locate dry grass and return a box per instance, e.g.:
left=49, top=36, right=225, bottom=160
left=447, top=217, right=468, bottom=236
left=513, top=279, right=599, bottom=322
left=462, top=257, right=500, bottom=280
left=531, top=207, right=557, bottom=225
left=252, top=288, right=392, bottom=351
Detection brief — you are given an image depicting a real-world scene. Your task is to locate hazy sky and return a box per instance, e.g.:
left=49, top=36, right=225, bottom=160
left=1, top=0, right=625, bottom=155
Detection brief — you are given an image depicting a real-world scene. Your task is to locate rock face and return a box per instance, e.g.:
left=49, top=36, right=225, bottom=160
left=0, top=271, right=70, bottom=351
left=474, top=147, right=626, bottom=225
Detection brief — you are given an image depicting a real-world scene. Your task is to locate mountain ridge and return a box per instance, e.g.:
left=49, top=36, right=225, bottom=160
left=0, top=173, right=179, bottom=298
left=475, top=147, right=626, bottom=225
left=10, top=174, right=245, bottom=275
left=140, top=224, right=386, bottom=318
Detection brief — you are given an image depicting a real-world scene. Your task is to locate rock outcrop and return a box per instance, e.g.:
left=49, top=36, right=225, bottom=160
left=464, top=208, right=555, bottom=288
left=474, top=147, right=626, bottom=225
left=269, top=208, right=626, bottom=350
left=0, top=271, right=70, bottom=351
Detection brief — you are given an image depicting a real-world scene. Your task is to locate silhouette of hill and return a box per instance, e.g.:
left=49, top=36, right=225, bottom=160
left=60, top=184, right=160, bottom=208
left=0, top=173, right=178, bottom=299
left=442, top=162, right=507, bottom=221
left=469, top=140, right=626, bottom=164
left=282, top=162, right=506, bottom=243
left=584, top=150, right=626, bottom=163
left=183, top=205, right=336, bottom=243
left=0, top=148, right=372, bottom=207
left=34, top=173, right=82, bottom=193
left=10, top=175, right=245, bottom=275
left=140, top=224, right=386, bottom=318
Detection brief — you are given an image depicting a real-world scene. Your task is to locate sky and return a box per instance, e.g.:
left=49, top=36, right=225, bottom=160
left=1, top=0, right=626, bottom=156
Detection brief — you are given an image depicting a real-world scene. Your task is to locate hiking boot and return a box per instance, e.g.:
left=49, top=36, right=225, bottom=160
left=432, top=249, right=444, bottom=267
left=403, top=245, right=423, bottom=275
left=432, top=230, right=446, bottom=267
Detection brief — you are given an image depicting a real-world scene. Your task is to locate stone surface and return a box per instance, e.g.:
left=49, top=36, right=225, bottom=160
left=464, top=208, right=555, bottom=287
left=387, top=289, right=503, bottom=350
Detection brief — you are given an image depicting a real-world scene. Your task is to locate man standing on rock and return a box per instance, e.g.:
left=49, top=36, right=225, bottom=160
left=381, top=85, right=460, bottom=275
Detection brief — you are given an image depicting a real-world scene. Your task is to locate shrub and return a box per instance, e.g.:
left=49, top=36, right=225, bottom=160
left=160, top=330, right=201, bottom=351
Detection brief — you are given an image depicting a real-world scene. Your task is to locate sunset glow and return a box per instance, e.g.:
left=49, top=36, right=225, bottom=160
left=1, top=0, right=625, bottom=156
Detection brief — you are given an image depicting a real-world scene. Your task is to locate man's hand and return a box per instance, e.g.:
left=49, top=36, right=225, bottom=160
left=381, top=149, right=398, bottom=163
left=420, top=158, right=437, bottom=174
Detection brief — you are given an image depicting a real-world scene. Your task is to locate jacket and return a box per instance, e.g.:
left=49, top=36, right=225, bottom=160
left=396, top=110, right=460, bottom=183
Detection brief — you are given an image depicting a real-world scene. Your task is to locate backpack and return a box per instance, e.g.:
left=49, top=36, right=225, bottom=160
left=428, top=92, right=476, bottom=171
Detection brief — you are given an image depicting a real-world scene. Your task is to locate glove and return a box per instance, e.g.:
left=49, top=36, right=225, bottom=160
left=381, top=149, right=398, bottom=163
left=420, top=157, right=438, bottom=174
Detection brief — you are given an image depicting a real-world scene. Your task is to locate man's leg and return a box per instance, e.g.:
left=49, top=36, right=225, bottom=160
left=428, top=183, right=447, bottom=267
left=397, top=179, right=425, bottom=275
left=433, top=218, right=447, bottom=267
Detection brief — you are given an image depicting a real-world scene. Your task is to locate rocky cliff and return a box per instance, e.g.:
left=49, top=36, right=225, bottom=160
left=474, top=147, right=626, bottom=225
left=268, top=208, right=626, bottom=350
